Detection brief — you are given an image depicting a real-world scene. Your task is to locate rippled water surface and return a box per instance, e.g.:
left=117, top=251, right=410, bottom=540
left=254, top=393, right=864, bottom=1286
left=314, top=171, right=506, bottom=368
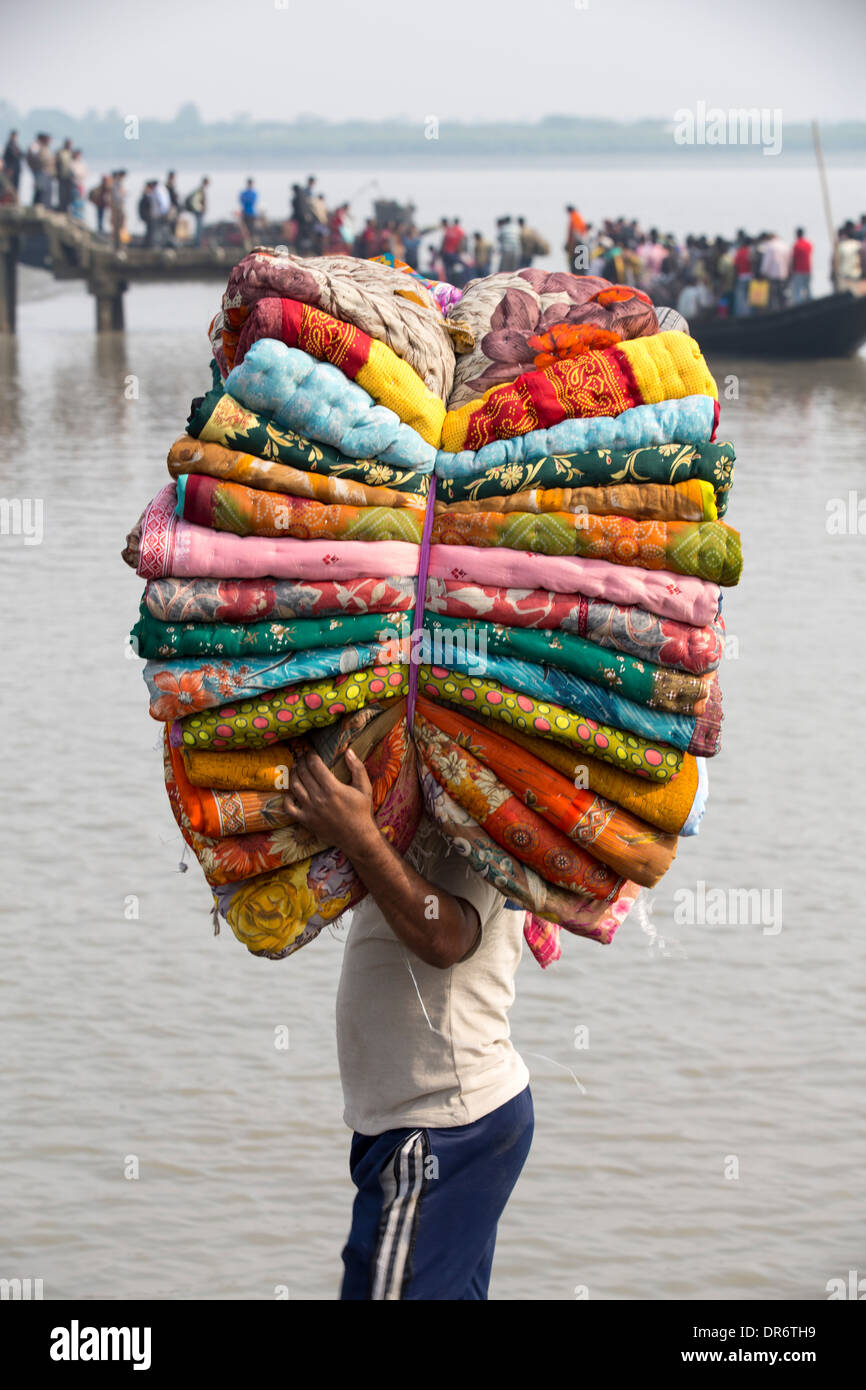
left=1, top=253, right=865, bottom=1301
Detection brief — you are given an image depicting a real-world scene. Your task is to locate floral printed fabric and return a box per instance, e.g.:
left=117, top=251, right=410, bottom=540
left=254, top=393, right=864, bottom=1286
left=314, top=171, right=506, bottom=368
left=422, top=613, right=713, bottom=713
left=226, top=339, right=437, bottom=469
left=435, top=441, right=735, bottom=516
left=434, top=395, right=718, bottom=477
left=232, top=298, right=446, bottom=445
left=424, top=579, right=724, bottom=674
left=168, top=436, right=427, bottom=510
left=187, top=386, right=430, bottom=496
left=212, top=734, right=422, bottom=958
left=421, top=771, right=640, bottom=943
left=447, top=269, right=658, bottom=410
left=441, top=332, right=718, bottom=452
left=132, top=603, right=407, bottom=661
left=437, top=478, right=718, bottom=523
left=415, top=712, right=626, bottom=901
left=211, top=247, right=456, bottom=398
left=144, top=644, right=394, bottom=720
left=415, top=698, right=677, bottom=887
left=423, top=651, right=722, bottom=757
left=144, top=575, right=416, bottom=624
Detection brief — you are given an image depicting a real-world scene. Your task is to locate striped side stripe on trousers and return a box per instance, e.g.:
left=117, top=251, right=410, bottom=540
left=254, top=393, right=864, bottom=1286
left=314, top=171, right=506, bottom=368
left=370, top=1129, right=428, bottom=1300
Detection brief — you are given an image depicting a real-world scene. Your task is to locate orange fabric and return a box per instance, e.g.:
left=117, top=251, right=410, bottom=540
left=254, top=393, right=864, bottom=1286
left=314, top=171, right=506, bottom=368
left=416, top=698, right=677, bottom=887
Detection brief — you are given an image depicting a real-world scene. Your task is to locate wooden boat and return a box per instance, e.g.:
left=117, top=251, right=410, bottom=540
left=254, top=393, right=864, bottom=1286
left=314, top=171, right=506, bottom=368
left=692, top=291, right=866, bottom=358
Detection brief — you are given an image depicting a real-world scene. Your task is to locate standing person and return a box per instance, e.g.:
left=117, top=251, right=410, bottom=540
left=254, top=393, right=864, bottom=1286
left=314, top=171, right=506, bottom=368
left=760, top=231, right=790, bottom=311
left=518, top=217, right=549, bottom=268
left=239, top=178, right=258, bottom=248
left=165, top=171, right=181, bottom=239
left=151, top=177, right=172, bottom=246
left=733, top=234, right=753, bottom=317
left=790, top=227, right=813, bottom=305
left=834, top=222, right=864, bottom=294
left=89, top=173, right=112, bottom=235
left=3, top=130, right=22, bottom=198
left=564, top=204, right=588, bottom=270
left=29, top=134, right=55, bottom=208
left=68, top=148, right=87, bottom=221
left=441, top=217, right=466, bottom=282
left=496, top=216, right=521, bottom=272
left=279, top=753, right=533, bottom=1302
left=185, top=176, right=209, bottom=247
left=472, top=230, right=493, bottom=277
left=110, top=169, right=127, bottom=249
left=138, top=180, right=157, bottom=247
left=55, top=138, right=74, bottom=212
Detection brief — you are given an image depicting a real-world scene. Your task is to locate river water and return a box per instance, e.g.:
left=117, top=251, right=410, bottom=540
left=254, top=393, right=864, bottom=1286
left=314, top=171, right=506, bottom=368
left=1, top=166, right=865, bottom=1299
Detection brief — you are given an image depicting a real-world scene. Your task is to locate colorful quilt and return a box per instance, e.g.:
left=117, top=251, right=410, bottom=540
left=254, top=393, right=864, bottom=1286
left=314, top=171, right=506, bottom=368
left=447, top=269, right=658, bottom=409
left=174, top=473, right=425, bottom=543
left=144, top=575, right=416, bottom=624
left=441, top=332, right=718, bottom=452
left=233, top=298, right=446, bottom=445
left=437, top=478, right=718, bottom=523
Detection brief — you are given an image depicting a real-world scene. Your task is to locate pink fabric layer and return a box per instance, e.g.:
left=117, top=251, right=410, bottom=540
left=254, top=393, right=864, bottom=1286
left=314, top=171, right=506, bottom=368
left=135, top=485, right=420, bottom=582
left=427, top=544, right=721, bottom=627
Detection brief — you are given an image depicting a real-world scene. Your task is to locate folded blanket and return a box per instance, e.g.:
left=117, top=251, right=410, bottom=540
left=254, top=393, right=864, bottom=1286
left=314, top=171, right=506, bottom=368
left=234, top=298, right=446, bottom=445
left=144, top=575, right=416, bottom=624
left=145, top=643, right=393, bottom=719
left=132, top=603, right=407, bottom=661
left=415, top=713, right=625, bottom=901
left=226, top=340, right=437, bottom=469
left=175, top=473, right=425, bottom=543
left=435, top=395, right=718, bottom=477
left=428, top=544, right=721, bottom=625
left=424, top=650, right=722, bottom=757
left=415, top=698, right=677, bottom=887
left=437, top=478, right=718, bottom=523
left=501, top=726, right=700, bottom=835
left=166, top=714, right=409, bottom=886
left=417, top=665, right=683, bottom=781
left=212, top=729, right=423, bottom=957
left=174, top=663, right=408, bottom=751
left=211, top=247, right=456, bottom=398
left=430, top=511, right=742, bottom=585
left=424, top=579, right=724, bottom=673
left=187, top=387, right=430, bottom=497
left=421, top=770, right=640, bottom=942
left=124, top=484, right=423, bottom=582
left=446, top=269, right=658, bottom=410
left=422, top=614, right=713, bottom=714
left=435, top=441, right=735, bottom=516
left=168, top=436, right=426, bottom=510
left=441, top=333, right=718, bottom=452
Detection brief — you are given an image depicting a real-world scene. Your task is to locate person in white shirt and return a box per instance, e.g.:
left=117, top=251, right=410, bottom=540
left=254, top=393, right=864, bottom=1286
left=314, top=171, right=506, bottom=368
left=283, top=745, right=534, bottom=1301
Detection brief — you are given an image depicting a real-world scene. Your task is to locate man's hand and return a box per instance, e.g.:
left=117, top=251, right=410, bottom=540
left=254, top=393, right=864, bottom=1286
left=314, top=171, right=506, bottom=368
left=282, top=749, right=378, bottom=856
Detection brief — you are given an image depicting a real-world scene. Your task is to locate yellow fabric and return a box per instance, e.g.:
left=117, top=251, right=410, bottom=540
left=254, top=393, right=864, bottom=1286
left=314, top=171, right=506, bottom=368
left=621, top=330, right=718, bottom=405
left=355, top=338, right=446, bottom=446
left=436, top=478, right=717, bottom=522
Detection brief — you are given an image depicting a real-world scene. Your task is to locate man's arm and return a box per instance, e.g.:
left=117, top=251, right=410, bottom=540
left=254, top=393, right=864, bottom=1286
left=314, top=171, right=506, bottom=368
left=282, top=749, right=481, bottom=969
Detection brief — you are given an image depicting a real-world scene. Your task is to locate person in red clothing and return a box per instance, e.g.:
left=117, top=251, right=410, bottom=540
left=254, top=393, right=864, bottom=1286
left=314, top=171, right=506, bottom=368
left=733, top=233, right=754, bottom=316
left=440, top=217, right=466, bottom=282
left=790, top=227, right=813, bottom=305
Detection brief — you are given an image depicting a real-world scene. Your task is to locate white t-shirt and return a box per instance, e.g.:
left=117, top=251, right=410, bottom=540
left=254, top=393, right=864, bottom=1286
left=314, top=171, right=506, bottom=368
left=336, top=822, right=530, bottom=1136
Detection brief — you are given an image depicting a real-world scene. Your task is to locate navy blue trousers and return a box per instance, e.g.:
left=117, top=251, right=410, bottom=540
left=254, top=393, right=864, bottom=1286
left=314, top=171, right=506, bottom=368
left=340, top=1086, right=533, bottom=1300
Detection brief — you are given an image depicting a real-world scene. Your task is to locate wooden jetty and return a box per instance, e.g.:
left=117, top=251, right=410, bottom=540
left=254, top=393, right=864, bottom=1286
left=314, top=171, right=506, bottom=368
left=0, top=204, right=236, bottom=333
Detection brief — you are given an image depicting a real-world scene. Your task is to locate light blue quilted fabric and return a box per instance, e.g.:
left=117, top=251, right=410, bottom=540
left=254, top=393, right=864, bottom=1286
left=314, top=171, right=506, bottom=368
left=434, top=395, right=718, bottom=478
left=225, top=338, right=436, bottom=471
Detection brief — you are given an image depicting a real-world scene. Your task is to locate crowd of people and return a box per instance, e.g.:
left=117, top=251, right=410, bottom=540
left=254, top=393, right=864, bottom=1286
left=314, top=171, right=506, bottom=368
left=4, top=130, right=865, bottom=311
left=564, top=212, right=866, bottom=318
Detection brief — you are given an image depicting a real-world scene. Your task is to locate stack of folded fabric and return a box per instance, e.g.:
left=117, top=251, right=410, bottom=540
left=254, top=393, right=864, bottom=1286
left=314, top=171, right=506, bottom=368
left=124, top=253, right=741, bottom=969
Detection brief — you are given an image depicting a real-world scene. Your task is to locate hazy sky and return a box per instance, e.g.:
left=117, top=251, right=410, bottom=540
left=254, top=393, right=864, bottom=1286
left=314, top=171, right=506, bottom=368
left=4, top=0, right=866, bottom=124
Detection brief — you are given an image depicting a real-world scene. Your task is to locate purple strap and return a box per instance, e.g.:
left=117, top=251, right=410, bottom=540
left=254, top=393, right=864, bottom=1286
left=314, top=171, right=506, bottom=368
left=407, top=474, right=436, bottom=730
